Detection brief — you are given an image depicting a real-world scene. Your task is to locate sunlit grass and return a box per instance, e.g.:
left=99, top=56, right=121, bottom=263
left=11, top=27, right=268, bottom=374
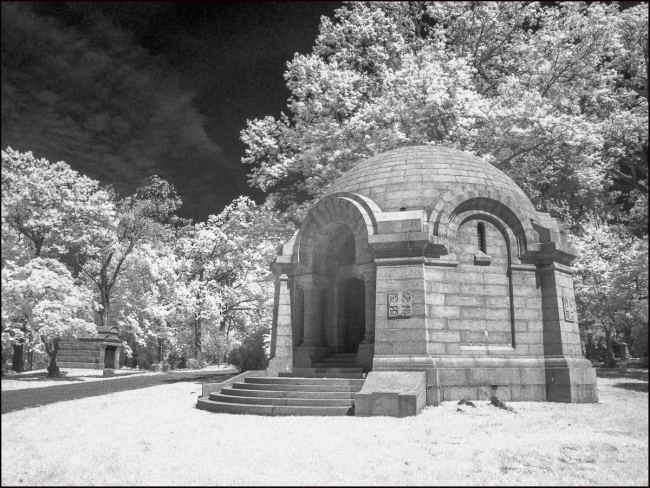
left=1, top=370, right=647, bottom=485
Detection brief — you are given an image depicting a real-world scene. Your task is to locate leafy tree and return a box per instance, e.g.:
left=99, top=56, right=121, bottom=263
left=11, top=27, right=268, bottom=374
left=242, top=2, right=647, bottom=229
left=111, top=243, right=183, bottom=368
left=74, top=175, right=182, bottom=331
left=173, top=197, right=289, bottom=360
left=227, top=327, right=270, bottom=372
left=572, top=219, right=648, bottom=364
left=1, top=147, right=115, bottom=371
left=1, top=258, right=96, bottom=376
left=1, top=147, right=116, bottom=260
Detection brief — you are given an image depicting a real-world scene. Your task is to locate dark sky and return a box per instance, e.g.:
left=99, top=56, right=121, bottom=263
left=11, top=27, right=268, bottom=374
left=1, top=2, right=341, bottom=222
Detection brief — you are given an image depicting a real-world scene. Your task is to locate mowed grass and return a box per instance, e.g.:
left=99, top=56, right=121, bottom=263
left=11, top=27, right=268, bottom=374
left=1, top=369, right=647, bottom=486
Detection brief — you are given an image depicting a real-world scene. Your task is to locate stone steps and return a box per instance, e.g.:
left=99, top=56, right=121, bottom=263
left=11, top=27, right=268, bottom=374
left=197, top=351, right=366, bottom=416
left=220, top=387, right=357, bottom=399
left=196, top=398, right=354, bottom=416
left=231, top=382, right=363, bottom=392
left=279, top=372, right=365, bottom=379
left=197, top=352, right=365, bottom=416
left=320, top=356, right=357, bottom=362
left=313, top=362, right=359, bottom=368
left=245, top=377, right=365, bottom=386
left=211, top=393, right=354, bottom=407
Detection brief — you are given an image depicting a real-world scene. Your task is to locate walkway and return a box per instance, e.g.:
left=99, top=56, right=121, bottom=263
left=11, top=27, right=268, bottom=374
left=1, top=370, right=237, bottom=414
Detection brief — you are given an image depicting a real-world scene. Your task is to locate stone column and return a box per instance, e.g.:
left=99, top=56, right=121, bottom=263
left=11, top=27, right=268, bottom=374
left=357, top=270, right=377, bottom=372
left=362, top=278, right=377, bottom=344
left=293, top=274, right=331, bottom=367
left=267, top=270, right=295, bottom=375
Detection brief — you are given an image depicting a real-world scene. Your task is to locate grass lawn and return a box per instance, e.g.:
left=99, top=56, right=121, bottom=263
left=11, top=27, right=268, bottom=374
left=1, top=368, right=647, bottom=486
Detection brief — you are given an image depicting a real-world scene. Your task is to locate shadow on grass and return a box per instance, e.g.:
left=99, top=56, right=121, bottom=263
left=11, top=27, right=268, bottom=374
left=1, top=371, right=238, bottom=415
left=2, top=372, right=85, bottom=383
left=2, top=370, right=147, bottom=383
left=160, top=373, right=239, bottom=384
left=611, top=382, right=648, bottom=393
left=596, top=368, right=648, bottom=382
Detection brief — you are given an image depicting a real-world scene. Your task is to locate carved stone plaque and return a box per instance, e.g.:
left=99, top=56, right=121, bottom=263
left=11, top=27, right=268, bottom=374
left=387, top=291, right=412, bottom=318
left=563, top=297, right=576, bottom=322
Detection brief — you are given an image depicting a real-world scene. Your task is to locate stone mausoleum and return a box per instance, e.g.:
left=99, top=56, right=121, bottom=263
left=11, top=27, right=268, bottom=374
left=58, top=326, right=123, bottom=370
left=266, top=145, right=598, bottom=409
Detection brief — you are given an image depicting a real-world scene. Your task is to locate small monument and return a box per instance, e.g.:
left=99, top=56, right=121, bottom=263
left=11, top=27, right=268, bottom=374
left=266, top=145, right=598, bottom=413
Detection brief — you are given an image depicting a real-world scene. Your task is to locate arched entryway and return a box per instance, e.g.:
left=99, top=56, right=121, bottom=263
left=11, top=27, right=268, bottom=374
left=343, top=277, right=366, bottom=352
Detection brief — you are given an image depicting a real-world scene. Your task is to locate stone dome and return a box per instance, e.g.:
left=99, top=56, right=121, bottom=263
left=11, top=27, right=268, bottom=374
left=327, top=145, right=537, bottom=218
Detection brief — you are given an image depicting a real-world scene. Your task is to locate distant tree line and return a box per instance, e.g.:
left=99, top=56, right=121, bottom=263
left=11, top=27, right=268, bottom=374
left=2, top=148, right=291, bottom=375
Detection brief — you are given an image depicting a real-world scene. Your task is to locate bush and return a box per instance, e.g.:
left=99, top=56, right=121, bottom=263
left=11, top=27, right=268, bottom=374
left=149, top=363, right=162, bottom=372
left=227, top=329, right=269, bottom=372
left=162, top=363, right=171, bottom=373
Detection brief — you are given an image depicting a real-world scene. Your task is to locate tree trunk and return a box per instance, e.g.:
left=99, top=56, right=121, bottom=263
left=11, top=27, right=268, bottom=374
left=604, top=328, right=617, bottom=368
left=194, top=319, right=202, bottom=360
left=46, top=338, right=60, bottom=377
left=11, top=344, right=24, bottom=373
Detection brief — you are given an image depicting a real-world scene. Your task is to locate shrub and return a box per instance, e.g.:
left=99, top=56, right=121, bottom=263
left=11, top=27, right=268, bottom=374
left=102, top=368, right=114, bottom=377
left=162, top=363, right=171, bottom=373
left=149, top=363, right=162, bottom=372
left=227, top=329, right=269, bottom=372
left=187, top=358, right=201, bottom=370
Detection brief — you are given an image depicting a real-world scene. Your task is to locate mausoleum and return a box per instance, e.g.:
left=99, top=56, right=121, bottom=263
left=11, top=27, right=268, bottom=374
left=268, top=145, right=597, bottom=404
left=198, top=145, right=598, bottom=417
left=58, top=326, right=123, bottom=370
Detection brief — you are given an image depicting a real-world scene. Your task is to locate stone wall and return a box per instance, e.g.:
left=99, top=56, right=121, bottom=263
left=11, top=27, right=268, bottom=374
left=58, top=340, right=104, bottom=369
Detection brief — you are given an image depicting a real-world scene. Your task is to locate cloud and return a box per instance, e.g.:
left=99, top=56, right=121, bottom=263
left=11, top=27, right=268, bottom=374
left=1, top=3, right=231, bottom=221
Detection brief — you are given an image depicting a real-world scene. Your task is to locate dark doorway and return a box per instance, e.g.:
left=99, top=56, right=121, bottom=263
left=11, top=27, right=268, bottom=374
left=343, top=278, right=366, bottom=352
left=104, top=346, right=117, bottom=369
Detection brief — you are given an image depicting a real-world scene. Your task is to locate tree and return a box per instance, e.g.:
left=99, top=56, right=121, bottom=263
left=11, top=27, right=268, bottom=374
left=112, top=243, right=184, bottom=368
left=74, top=175, right=183, bottom=331
left=1, top=147, right=115, bottom=371
left=173, top=197, right=289, bottom=360
left=1, top=147, right=116, bottom=259
left=1, top=258, right=96, bottom=377
left=241, top=2, right=647, bottom=230
left=572, top=218, right=648, bottom=365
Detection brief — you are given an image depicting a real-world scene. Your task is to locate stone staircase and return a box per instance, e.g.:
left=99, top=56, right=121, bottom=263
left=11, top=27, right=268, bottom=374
left=196, top=352, right=365, bottom=416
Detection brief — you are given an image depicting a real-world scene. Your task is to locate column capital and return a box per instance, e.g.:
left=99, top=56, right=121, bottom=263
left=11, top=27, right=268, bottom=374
left=294, top=273, right=332, bottom=292
left=354, top=264, right=376, bottom=284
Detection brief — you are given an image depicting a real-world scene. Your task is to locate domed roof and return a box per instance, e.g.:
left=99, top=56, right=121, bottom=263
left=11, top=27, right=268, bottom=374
left=327, top=145, right=536, bottom=216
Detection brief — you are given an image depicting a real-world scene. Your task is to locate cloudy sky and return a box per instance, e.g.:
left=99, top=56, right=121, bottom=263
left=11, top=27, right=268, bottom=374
left=1, top=2, right=341, bottom=221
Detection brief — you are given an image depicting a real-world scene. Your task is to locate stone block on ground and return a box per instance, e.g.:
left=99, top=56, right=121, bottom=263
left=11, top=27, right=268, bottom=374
left=102, top=368, right=115, bottom=377
left=355, top=371, right=426, bottom=417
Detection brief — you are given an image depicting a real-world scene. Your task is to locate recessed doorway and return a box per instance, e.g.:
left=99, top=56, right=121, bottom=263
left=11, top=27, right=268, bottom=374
left=343, top=277, right=366, bottom=352
left=104, top=346, right=117, bottom=369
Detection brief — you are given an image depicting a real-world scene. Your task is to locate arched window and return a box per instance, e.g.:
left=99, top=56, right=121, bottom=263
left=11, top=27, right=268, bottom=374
left=477, top=222, right=486, bottom=253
